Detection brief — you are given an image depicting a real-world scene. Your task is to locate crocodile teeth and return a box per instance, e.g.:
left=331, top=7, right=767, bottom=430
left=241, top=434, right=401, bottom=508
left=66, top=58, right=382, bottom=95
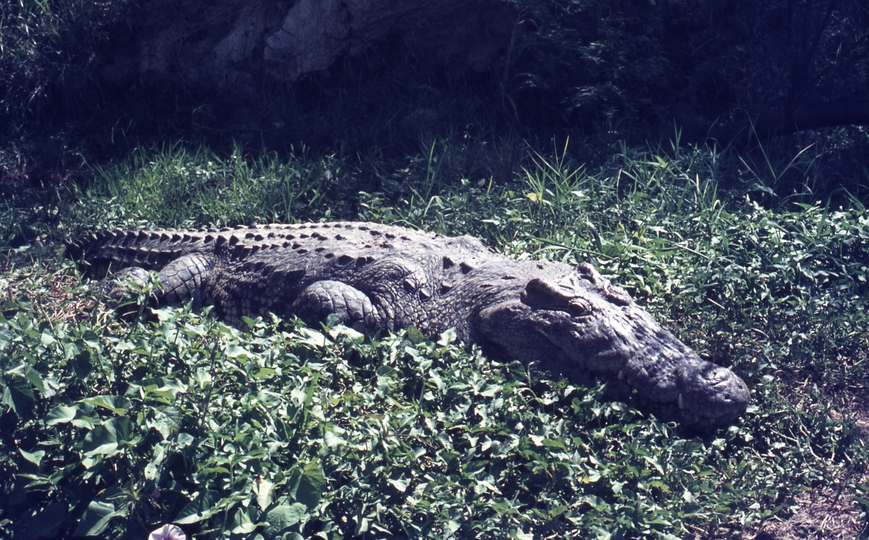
left=678, top=393, right=685, bottom=409
left=617, top=370, right=625, bottom=380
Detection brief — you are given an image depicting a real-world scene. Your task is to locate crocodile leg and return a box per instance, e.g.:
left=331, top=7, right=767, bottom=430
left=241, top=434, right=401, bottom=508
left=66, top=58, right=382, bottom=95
left=92, top=253, right=217, bottom=313
left=156, top=253, right=217, bottom=306
left=95, top=267, right=152, bottom=299
left=290, top=280, right=381, bottom=331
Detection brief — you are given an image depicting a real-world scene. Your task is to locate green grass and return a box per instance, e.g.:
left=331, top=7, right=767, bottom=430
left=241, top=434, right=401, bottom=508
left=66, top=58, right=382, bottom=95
left=1, top=136, right=868, bottom=538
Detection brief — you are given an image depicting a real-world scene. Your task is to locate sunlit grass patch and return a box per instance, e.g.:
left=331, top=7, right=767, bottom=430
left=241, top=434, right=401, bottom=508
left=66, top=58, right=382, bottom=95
left=62, top=144, right=357, bottom=233
left=1, top=137, right=867, bottom=538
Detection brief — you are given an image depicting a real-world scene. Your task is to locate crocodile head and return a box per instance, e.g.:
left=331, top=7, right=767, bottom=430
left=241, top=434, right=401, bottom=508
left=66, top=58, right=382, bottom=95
left=478, top=263, right=750, bottom=427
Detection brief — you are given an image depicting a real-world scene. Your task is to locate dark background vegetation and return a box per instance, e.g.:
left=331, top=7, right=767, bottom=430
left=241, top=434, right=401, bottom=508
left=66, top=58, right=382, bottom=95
left=2, top=0, right=868, bottom=199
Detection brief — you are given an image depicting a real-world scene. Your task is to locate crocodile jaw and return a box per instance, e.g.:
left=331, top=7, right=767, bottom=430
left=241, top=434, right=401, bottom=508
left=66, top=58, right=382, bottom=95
left=477, top=267, right=750, bottom=426
left=536, top=304, right=750, bottom=426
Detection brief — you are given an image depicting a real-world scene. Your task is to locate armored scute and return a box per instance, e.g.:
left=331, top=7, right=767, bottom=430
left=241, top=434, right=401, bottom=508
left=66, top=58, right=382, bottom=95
left=68, top=221, right=750, bottom=427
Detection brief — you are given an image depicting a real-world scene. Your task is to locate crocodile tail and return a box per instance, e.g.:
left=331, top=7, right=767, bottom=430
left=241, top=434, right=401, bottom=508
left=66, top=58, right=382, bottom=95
left=64, top=232, right=108, bottom=262
left=64, top=231, right=125, bottom=278
left=66, top=229, right=197, bottom=275
left=64, top=237, right=86, bottom=261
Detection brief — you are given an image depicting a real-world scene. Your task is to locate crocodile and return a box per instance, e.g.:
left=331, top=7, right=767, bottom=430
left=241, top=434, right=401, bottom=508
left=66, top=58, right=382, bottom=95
left=67, top=221, right=750, bottom=427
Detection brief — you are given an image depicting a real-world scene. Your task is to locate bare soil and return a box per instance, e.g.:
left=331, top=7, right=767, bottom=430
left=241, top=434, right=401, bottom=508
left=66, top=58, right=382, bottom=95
left=748, top=399, right=868, bottom=540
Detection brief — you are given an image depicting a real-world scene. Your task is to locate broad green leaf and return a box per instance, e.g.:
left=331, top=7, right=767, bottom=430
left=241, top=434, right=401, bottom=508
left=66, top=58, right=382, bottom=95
left=387, top=478, right=408, bottom=492
left=404, top=326, right=426, bottom=344
left=254, top=477, right=275, bottom=510
left=175, top=491, right=217, bottom=524
left=74, top=500, right=116, bottom=536
left=72, top=350, right=93, bottom=379
left=225, top=343, right=253, bottom=359
left=479, top=384, right=502, bottom=398
left=25, top=367, right=46, bottom=395
left=230, top=506, right=262, bottom=534
left=682, top=488, right=696, bottom=503
left=240, top=315, right=259, bottom=329
left=44, top=404, right=79, bottom=425
left=146, top=407, right=181, bottom=439
left=82, top=417, right=134, bottom=458
left=131, top=377, right=189, bottom=405
left=40, top=331, right=57, bottom=347
left=328, top=325, right=364, bottom=342
left=80, top=395, right=131, bottom=415
left=19, top=448, right=45, bottom=466
left=193, top=369, right=212, bottom=389
left=176, top=432, right=196, bottom=446
left=43, top=402, right=96, bottom=429
left=324, top=431, right=345, bottom=448
left=72, top=415, right=97, bottom=429
left=295, top=461, right=325, bottom=511
left=437, top=328, right=457, bottom=346
left=2, top=374, right=35, bottom=415
left=297, top=327, right=327, bottom=348
left=263, top=503, right=307, bottom=539
left=112, top=340, right=136, bottom=353
left=355, top=516, right=370, bottom=535
left=253, top=367, right=276, bottom=379
left=82, top=330, right=101, bottom=349
left=513, top=529, right=534, bottom=540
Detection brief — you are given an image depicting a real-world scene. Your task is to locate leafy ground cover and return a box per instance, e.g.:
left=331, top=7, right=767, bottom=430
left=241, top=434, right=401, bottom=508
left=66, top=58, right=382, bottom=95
left=1, top=137, right=868, bottom=539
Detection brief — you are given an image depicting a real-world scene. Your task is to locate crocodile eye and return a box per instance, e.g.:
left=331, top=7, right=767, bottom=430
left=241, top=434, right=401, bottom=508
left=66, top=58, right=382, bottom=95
left=568, top=298, right=593, bottom=316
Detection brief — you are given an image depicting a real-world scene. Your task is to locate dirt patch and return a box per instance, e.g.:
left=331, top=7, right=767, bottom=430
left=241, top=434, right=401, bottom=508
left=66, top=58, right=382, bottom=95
left=0, top=254, right=97, bottom=324
left=751, top=478, right=866, bottom=539
left=747, top=399, right=868, bottom=540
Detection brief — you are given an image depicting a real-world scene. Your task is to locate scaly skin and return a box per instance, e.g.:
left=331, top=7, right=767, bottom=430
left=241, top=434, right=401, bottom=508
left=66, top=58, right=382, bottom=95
left=68, top=221, right=750, bottom=426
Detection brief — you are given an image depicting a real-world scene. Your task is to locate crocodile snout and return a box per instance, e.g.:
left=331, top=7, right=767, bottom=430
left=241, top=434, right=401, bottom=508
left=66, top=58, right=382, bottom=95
left=678, top=363, right=751, bottom=423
